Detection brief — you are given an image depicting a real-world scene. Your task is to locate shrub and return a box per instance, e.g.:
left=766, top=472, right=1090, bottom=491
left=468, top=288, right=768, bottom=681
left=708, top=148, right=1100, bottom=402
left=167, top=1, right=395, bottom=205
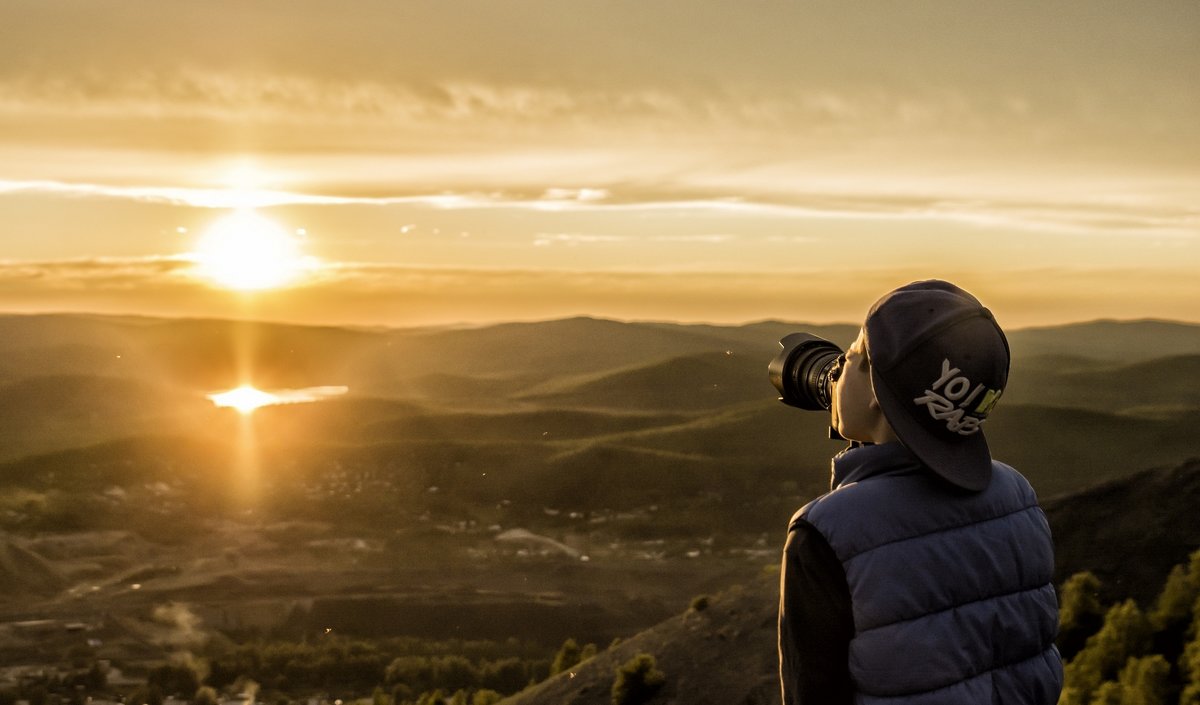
left=551, top=639, right=582, bottom=676
left=611, top=653, right=664, bottom=705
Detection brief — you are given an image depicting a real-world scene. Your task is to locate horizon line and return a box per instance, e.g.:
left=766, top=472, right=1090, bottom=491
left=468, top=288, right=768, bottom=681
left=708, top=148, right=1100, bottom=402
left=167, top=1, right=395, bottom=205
left=2, top=307, right=1197, bottom=334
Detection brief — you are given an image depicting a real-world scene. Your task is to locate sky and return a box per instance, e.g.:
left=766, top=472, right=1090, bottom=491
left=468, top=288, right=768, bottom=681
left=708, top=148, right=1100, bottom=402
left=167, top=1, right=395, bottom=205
left=1, top=0, right=1198, bottom=328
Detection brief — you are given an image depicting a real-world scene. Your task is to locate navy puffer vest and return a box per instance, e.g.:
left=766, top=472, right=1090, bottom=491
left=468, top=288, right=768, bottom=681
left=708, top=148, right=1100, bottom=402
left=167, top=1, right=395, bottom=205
left=799, top=443, right=1063, bottom=704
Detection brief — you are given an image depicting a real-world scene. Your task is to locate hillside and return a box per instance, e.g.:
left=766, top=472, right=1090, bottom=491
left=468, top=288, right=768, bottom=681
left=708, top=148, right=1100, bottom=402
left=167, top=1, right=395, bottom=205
left=500, top=457, right=1200, bottom=705
left=1002, top=354, right=1200, bottom=414
left=503, top=577, right=780, bottom=705
left=1006, top=320, right=1200, bottom=364
left=1045, top=456, right=1200, bottom=604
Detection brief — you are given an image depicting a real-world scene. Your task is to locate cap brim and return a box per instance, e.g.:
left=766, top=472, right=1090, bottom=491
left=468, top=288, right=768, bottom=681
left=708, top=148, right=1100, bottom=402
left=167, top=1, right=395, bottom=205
left=871, top=368, right=993, bottom=492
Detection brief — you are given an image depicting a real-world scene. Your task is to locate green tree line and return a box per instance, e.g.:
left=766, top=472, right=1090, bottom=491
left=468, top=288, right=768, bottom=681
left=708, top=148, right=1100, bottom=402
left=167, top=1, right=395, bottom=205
left=1058, top=549, right=1200, bottom=705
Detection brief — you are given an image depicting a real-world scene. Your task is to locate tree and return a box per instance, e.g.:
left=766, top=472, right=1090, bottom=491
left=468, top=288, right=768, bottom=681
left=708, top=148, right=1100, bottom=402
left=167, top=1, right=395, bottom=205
left=470, top=690, right=502, bottom=705
left=551, top=638, right=582, bottom=676
left=1149, top=550, right=1200, bottom=667
left=1114, top=655, right=1170, bottom=705
left=478, top=657, right=528, bottom=694
left=193, top=686, right=219, bottom=705
left=387, top=656, right=435, bottom=693
left=1088, top=681, right=1121, bottom=705
left=1059, top=572, right=1106, bottom=660
left=430, top=655, right=477, bottom=693
left=147, top=663, right=200, bottom=697
left=1179, top=595, right=1200, bottom=705
left=1062, top=600, right=1151, bottom=702
left=1150, top=561, right=1198, bottom=631
left=611, top=653, right=664, bottom=705
left=126, top=684, right=164, bottom=705
left=391, top=683, right=414, bottom=705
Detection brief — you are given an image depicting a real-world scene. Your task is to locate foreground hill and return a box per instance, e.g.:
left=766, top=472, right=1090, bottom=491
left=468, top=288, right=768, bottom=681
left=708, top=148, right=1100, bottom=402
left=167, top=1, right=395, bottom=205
left=500, top=457, right=1200, bottom=705
left=1045, top=456, right=1200, bottom=604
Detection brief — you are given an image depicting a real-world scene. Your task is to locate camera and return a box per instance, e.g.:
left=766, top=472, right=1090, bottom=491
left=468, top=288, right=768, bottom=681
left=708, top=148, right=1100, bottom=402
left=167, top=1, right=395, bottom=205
left=768, top=333, right=844, bottom=411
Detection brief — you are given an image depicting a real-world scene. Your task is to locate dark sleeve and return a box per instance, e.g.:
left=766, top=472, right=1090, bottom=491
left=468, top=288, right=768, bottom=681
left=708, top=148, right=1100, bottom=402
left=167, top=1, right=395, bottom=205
left=778, top=517, right=855, bottom=705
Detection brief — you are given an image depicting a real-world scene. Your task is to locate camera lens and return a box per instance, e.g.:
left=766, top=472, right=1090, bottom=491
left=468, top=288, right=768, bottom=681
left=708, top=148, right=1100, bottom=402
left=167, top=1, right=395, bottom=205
left=768, top=333, right=844, bottom=411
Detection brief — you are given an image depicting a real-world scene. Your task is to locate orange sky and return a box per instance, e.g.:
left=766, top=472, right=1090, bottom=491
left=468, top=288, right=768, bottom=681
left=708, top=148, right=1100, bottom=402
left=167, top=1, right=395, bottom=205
left=1, top=1, right=1197, bottom=327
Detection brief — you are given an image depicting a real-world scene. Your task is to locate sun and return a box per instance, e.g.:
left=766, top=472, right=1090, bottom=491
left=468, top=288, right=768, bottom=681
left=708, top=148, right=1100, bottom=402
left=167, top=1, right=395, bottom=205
left=208, top=385, right=280, bottom=414
left=191, top=209, right=316, bottom=291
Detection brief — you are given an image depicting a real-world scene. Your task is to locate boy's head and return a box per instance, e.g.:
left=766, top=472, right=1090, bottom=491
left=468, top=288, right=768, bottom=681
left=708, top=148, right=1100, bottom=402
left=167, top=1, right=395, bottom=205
left=854, top=280, right=1010, bottom=491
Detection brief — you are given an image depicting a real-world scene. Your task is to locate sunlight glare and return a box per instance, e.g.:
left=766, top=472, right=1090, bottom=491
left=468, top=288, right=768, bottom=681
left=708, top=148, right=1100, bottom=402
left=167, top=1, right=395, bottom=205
left=207, top=384, right=349, bottom=414
left=209, top=385, right=280, bottom=414
left=191, top=209, right=317, bottom=290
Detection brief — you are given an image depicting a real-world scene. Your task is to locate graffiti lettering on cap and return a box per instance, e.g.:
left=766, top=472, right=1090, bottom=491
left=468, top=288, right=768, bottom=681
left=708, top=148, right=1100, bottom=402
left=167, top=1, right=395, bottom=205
left=911, top=359, right=1001, bottom=436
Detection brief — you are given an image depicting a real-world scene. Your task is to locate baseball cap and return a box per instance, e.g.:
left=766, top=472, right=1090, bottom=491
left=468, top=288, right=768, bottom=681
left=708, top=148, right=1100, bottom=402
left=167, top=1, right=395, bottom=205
left=863, top=280, right=1010, bottom=491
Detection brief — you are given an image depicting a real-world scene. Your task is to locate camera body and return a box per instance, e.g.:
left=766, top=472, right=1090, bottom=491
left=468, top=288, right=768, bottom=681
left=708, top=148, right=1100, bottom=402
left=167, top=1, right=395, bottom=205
left=768, top=332, right=844, bottom=411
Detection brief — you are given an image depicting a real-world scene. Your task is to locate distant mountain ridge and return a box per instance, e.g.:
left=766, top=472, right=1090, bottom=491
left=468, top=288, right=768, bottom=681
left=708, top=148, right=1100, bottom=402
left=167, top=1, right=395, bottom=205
left=0, top=313, right=1197, bottom=504
left=4, top=313, right=1196, bottom=385
left=1006, top=319, right=1200, bottom=363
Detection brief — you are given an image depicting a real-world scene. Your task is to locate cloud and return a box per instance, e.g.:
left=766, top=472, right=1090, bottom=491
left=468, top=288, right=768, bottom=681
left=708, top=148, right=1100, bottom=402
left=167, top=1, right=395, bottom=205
left=2, top=177, right=1193, bottom=240
left=3, top=68, right=1193, bottom=171
left=541, top=187, right=610, bottom=202
left=532, top=233, right=630, bottom=247
left=650, top=235, right=737, bottom=244
left=0, top=256, right=192, bottom=289
left=0, top=1, right=1194, bottom=184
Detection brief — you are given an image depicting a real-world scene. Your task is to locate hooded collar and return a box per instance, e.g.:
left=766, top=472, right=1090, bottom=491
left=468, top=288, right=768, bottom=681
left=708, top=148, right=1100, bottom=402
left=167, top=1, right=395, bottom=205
left=830, top=441, right=925, bottom=490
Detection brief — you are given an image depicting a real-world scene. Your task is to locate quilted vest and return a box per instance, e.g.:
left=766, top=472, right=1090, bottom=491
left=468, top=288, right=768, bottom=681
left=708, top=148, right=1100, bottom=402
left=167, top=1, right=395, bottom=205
left=799, top=442, right=1063, bottom=704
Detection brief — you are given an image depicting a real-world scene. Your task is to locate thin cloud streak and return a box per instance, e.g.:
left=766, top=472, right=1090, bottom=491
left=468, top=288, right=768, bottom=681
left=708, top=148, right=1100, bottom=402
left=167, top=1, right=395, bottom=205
left=0, top=179, right=475, bottom=210
left=1, top=178, right=1194, bottom=239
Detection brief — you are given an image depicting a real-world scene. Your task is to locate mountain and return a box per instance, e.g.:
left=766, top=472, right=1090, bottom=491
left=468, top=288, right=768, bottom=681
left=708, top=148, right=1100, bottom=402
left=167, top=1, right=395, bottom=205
left=499, top=457, right=1200, bottom=705
left=1006, top=319, right=1200, bottom=363
left=1001, top=354, right=1200, bottom=414
left=0, top=374, right=207, bottom=462
left=517, top=351, right=767, bottom=411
